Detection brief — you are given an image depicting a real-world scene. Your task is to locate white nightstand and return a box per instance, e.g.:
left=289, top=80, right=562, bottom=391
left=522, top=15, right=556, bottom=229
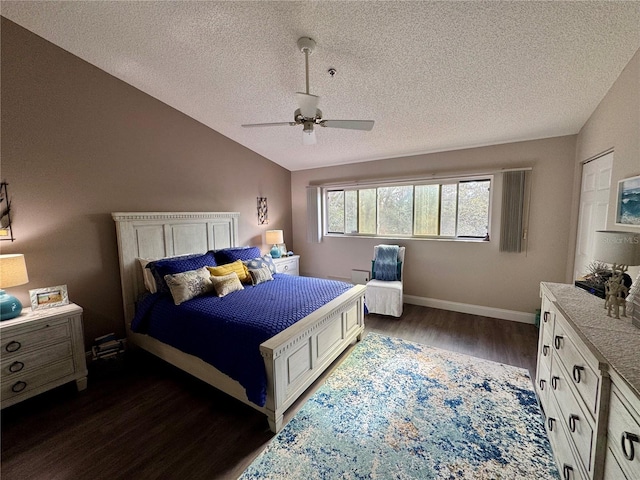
left=272, top=255, right=300, bottom=276
left=0, top=303, right=88, bottom=408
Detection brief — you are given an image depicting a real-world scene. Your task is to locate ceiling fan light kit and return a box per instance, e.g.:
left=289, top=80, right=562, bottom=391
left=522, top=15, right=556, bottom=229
left=241, top=37, right=374, bottom=144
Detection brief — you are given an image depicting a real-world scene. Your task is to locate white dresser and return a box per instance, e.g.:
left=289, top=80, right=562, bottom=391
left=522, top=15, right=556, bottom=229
left=272, top=255, right=300, bottom=276
left=536, top=283, right=640, bottom=480
left=0, top=303, right=88, bottom=408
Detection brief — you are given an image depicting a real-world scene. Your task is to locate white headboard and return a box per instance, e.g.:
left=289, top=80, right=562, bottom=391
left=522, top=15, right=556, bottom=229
left=112, top=212, right=239, bottom=326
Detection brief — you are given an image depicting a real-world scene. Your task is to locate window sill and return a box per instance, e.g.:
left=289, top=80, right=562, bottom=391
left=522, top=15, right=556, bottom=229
left=323, top=233, right=490, bottom=243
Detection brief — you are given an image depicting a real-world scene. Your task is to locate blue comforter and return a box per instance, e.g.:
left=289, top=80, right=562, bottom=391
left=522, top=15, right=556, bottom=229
left=131, top=274, right=352, bottom=407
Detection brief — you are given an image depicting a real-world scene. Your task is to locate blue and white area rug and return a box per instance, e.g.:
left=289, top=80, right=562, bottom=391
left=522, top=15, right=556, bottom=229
left=240, top=333, right=558, bottom=479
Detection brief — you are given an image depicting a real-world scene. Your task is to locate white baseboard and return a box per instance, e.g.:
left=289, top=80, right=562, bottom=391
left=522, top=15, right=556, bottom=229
left=403, top=295, right=536, bottom=324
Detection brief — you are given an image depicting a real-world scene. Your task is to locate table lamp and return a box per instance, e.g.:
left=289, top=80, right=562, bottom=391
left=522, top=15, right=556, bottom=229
left=266, top=230, right=284, bottom=259
left=593, top=231, right=640, bottom=319
left=0, top=254, right=29, bottom=320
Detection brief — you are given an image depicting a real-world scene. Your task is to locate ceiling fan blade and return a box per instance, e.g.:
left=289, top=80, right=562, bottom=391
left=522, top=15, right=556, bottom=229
left=320, top=120, right=375, bottom=131
left=296, top=92, right=320, bottom=118
left=241, top=122, right=297, bottom=128
left=302, top=129, right=317, bottom=145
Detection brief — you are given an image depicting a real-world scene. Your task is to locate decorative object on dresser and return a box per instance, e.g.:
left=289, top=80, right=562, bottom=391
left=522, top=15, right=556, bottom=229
left=536, top=282, right=640, bottom=480
left=272, top=255, right=299, bottom=276
left=593, top=230, right=640, bottom=319
left=0, top=253, right=29, bottom=320
left=28, top=284, right=69, bottom=311
left=265, top=229, right=284, bottom=259
left=0, top=303, right=88, bottom=408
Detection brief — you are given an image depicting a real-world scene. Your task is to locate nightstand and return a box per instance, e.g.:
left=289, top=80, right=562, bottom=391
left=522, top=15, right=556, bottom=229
left=0, top=303, right=88, bottom=408
left=272, top=255, right=300, bottom=276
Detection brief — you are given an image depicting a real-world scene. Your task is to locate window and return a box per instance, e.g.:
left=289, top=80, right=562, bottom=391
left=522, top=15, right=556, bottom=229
left=325, top=177, right=491, bottom=239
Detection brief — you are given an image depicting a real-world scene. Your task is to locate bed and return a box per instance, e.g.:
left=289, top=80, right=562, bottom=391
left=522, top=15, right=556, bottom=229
left=112, top=212, right=366, bottom=433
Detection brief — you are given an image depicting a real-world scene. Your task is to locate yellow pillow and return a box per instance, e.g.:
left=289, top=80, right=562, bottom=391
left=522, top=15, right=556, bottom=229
left=207, top=260, right=250, bottom=283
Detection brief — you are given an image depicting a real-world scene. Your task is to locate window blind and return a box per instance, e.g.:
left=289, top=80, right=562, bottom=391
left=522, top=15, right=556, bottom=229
left=500, top=170, right=527, bottom=253
left=307, top=186, right=322, bottom=243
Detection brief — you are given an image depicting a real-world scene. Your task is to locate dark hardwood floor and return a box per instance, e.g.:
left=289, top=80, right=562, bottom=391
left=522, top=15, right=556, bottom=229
left=1, top=304, right=539, bottom=480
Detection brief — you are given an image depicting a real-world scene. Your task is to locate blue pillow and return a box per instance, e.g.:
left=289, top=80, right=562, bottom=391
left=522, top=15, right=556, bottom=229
left=244, top=254, right=277, bottom=275
left=213, top=246, right=262, bottom=265
left=148, top=251, right=217, bottom=294
left=371, top=260, right=403, bottom=281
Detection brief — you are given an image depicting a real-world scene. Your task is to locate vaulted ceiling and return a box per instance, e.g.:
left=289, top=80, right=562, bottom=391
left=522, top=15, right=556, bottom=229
left=3, top=1, right=639, bottom=171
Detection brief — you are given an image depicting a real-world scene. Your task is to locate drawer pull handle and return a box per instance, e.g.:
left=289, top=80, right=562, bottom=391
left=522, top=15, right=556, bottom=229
left=8, top=361, right=24, bottom=373
left=622, top=431, right=639, bottom=461
left=539, top=379, right=546, bottom=391
left=543, top=345, right=549, bottom=356
left=11, top=381, right=27, bottom=393
left=572, top=365, right=585, bottom=384
left=551, top=376, right=560, bottom=390
left=554, top=335, right=563, bottom=350
left=568, top=414, right=579, bottom=433
left=547, top=417, right=555, bottom=431
left=543, top=311, right=550, bottom=323
left=5, top=340, right=21, bottom=353
left=562, top=464, right=573, bottom=480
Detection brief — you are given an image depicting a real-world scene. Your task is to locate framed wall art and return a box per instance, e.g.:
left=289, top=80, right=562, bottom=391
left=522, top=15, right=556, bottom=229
left=29, top=284, right=69, bottom=310
left=616, top=175, right=640, bottom=226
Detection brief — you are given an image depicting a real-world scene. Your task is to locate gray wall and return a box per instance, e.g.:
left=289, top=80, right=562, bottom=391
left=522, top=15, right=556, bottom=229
left=1, top=18, right=292, bottom=346
left=291, top=136, right=577, bottom=316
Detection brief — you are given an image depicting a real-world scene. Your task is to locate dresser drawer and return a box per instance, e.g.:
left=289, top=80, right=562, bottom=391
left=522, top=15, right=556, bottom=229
left=604, top=448, right=628, bottom=480
left=1, top=358, right=75, bottom=401
left=607, top=385, right=640, bottom=480
left=0, top=341, right=72, bottom=379
left=1, top=318, right=70, bottom=356
left=537, top=354, right=552, bottom=410
left=546, top=397, right=587, bottom=480
left=553, top=318, right=600, bottom=416
left=275, top=257, right=299, bottom=276
left=551, top=359, right=594, bottom=472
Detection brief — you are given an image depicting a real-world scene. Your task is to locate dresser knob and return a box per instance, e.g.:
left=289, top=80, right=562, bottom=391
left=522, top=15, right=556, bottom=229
left=539, top=379, right=546, bottom=391
left=572, top=365, right=585, bottom=384
left=568, top=414, right=579, bottom=433
left=622, top=431, right=639, bottom=461
left=562, top=464, right=573, bottom=480
left=554, top=335, right=563, bottom=350
left=551, top=376, right=560, bottom=390
left=547, top=417, right=555, bottom=431
left=11, top=381, right=27, bottom=393
left=8, top=361, right=24, bottom=373
left=543, top=345, right=549, bottom=356
left=5, top=340, right=21, bottom=353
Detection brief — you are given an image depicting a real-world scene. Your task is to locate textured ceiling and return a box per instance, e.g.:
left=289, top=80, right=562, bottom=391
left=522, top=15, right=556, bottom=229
left=3, top=1, right=640, bottom=171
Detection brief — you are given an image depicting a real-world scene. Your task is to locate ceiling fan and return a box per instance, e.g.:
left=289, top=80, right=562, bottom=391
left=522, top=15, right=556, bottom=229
left=242, top=37, right=374, bottom=145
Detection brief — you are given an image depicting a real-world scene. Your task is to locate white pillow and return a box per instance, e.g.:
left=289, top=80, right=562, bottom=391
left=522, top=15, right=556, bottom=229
left=137, top=258, right=158, bottom=293
left=210, top=272, right=244, bottom=297
left=164, top=267, right=215, bottom=305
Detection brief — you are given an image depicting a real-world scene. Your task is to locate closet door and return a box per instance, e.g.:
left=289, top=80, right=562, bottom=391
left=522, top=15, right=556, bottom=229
left=574, top=152, right=613, bottom=280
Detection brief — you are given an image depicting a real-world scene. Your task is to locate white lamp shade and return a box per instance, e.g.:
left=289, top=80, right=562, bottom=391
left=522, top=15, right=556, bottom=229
left=0, top=254, right=29, bottom=288
left=593, top=231, right=640, bottom=266
left=265, top=230, right=284, bottom=245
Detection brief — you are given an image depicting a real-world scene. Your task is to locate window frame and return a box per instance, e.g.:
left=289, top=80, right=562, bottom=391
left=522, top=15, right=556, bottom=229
left=323, top=175, right=492, bottom=241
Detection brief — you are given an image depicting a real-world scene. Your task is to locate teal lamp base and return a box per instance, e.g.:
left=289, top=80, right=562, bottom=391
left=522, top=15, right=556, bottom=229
left=0, top=290, right=23, bottom=321
left=270, top=245, right=282, bottom=259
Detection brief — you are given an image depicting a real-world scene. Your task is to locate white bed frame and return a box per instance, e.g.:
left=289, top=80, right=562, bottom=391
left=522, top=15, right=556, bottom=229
left=112, top=212, right=365, bottom=432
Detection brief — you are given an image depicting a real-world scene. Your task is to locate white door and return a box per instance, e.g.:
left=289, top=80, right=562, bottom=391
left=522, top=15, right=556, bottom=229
left=574, top=152, right=613, bottom=279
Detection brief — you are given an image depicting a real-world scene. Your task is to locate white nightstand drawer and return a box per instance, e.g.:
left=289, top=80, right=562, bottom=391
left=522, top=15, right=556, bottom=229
left=273, top=255, right=299, bottom=276
left=0, top=341, right=72, bottom=379
left=1, top=358, right=75, bottom=401
left=1, top=319, right=70, bottom=356
left=607, top=386, right=640, bottom=480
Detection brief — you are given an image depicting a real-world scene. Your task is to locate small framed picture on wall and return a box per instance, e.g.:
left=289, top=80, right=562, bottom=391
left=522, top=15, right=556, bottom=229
left=616, top=175, right=640, bottom=226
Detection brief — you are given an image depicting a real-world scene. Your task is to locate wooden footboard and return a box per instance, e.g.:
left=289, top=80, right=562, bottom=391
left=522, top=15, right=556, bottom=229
left=112, top=212, right=365, bottom=433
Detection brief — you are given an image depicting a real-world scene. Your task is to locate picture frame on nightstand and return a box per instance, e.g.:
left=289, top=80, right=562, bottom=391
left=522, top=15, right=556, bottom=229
left=29, top=284, right=69, bottom=310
